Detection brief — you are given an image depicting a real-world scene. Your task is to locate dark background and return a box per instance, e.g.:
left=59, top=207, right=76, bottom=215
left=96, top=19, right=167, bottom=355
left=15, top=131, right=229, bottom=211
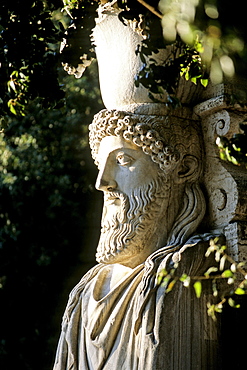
left=0, top=62, right=104, bottom=369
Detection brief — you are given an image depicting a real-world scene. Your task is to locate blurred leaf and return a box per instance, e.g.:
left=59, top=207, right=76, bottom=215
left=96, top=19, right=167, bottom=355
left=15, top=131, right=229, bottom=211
left=234, top=287, right=246, bottom=295
left=166, top=279, right=177, bottom=293
left=193, top=281, right=202, bottom=298
left=221, top=269, right=233, bottom=278
left=228, top=298, right=240, bottom=308
left=200, top=78, right=208, bottom=87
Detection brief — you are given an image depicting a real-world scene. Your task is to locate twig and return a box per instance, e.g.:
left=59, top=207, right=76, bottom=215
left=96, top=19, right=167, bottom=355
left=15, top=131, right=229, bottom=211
left=136, top=0, right=163, bottom=19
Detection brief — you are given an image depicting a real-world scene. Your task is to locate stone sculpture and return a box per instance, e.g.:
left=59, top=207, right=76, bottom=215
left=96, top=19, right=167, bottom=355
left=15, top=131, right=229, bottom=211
left=53, top=107, right=221, bottom=369
left=54, top=2, right=247, bottom=368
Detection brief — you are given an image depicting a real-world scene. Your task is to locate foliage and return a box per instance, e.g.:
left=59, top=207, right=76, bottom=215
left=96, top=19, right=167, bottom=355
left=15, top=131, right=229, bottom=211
left=216, top=122, right=247, bottom=168
left=159, top=0, right=243, bottom=84
left=0, top=0, right=65, bottom=116
left=157, top=238, right=247, bottom=321
left=60, top=0, right=98, bottom=77
left=0, top=62, right=103, bottom=370
left=135, top=39, right=207, bottom=106
left=58, top=0, right=247, bottom=107
left=2, top=1, right=247, bottom=115
left=135, top=0, right=209, bottom=106
left=61, top=0, right=207, bottom=105
left=0, top=2, right=105, bottom=368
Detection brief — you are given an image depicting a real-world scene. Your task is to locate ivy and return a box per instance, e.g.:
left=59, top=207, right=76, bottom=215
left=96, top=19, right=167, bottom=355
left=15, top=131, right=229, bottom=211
left=157, top=238, right=247, bottom=321
left=1, top=1, right=247, bottom=116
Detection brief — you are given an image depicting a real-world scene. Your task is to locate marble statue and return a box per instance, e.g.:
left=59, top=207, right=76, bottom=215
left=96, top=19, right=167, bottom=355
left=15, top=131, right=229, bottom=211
left=53, top=108, right=221, bottom=370
left=53, top=2, right=247, bottom=367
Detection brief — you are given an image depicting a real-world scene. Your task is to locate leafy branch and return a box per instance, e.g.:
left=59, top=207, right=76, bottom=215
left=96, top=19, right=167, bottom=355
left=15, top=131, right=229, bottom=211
left=216, top=122, right=247, bottom=169
left=2, top=1, right=247, bottom=116
left=7, top=69, right=30, bottom=116
left=157, top=238, right=247, bottom=321
left=0, top=1, right=65, bottom=116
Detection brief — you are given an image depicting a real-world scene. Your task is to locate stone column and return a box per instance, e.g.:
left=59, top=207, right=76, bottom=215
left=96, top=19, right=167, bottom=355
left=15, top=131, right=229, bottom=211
left=194, top=88, right=247, bottom=262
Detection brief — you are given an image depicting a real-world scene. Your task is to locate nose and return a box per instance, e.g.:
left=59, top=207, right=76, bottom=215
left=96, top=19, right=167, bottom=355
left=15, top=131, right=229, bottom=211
left=95, top=167, right=118, bottom=192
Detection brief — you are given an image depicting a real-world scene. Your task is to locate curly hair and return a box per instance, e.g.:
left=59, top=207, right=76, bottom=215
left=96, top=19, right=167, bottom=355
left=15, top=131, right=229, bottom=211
left=89, top=108, right=203, bottom=180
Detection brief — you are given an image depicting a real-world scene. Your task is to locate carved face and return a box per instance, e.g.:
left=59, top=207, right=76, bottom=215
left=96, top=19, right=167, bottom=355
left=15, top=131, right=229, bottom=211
left=96, top=136, right=160, bottom=195
left=95, top=136, right=176, bottom=268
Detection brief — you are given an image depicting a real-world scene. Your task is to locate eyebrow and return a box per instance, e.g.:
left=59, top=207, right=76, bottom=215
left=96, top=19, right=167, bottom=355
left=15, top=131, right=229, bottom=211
left=100, top=146, right=137, bottom=157
left=97, top=145, right=138, bottom=167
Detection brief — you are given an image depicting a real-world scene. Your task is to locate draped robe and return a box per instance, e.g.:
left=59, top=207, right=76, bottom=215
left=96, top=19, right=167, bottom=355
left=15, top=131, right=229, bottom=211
left=53, top=234, right=222, bottom=370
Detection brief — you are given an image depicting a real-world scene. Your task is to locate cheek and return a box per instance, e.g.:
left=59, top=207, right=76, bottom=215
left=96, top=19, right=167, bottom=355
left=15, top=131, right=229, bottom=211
left=131, top=161, right=159, bottom=185
left=115, top=169, right=138, bottom=192
left=115, top=166, right=158, bottom=193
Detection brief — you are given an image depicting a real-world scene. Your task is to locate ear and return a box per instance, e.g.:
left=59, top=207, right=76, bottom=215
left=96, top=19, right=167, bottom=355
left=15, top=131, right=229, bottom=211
left=175, top=155, right=199, bottom=184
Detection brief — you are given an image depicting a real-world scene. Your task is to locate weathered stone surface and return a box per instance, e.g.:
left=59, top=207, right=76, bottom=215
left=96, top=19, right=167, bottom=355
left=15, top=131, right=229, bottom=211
left=53, top=107, right=222, bottom=369
left=54, top=2, right=247, bottom=369
left=195, top=96, right=247, bottom=262
left=92, top=2, right=204, bottom=110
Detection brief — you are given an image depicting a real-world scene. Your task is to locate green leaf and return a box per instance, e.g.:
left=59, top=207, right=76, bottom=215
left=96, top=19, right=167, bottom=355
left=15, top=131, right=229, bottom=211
left=161, top=276, right=171, bottom=287
left=179, top=273, right=188, bottom=282
left=235, top=287, right=245, bottom=295
left=221, top=269, right=233, bottom=278
left=193, top=281, right=202, bottom=298
left=190, top=77, right=198, bottom=84
left=228, top=297, right=240, bottom=308
left=200, top=78, right=208, bottom=87
left=7, top=101, right=17, bottom=115
left=156, top=268, right=168, bottom=285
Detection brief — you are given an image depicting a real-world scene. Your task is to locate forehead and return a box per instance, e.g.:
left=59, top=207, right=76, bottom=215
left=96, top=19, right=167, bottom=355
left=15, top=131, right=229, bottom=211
left=97, top=136, right=141, bottom=159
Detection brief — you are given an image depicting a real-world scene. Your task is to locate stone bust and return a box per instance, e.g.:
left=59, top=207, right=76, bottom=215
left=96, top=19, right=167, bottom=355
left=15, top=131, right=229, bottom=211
left=53, top=109, right=220, bottom=369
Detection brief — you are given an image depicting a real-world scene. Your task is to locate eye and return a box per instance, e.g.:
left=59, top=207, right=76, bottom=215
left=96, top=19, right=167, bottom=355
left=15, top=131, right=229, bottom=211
left=116, top=152, right=134, bottom=167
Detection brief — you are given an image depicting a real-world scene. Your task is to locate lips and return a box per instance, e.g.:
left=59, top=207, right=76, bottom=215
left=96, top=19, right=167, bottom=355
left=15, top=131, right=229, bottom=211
left=104, top=193, right=121, bottom=206
left=105, top=197, right=120, bottom=206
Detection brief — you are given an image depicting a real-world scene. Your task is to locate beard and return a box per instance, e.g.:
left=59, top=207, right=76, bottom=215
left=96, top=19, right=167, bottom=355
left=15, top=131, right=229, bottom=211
left=96, top=176, right=168, bottom=265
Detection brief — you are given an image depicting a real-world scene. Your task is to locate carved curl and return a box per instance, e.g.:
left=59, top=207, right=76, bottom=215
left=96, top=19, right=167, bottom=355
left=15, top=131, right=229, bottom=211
left=89, top=109, right=180, bottom=172
left=89, top=109, right=202, bottom=177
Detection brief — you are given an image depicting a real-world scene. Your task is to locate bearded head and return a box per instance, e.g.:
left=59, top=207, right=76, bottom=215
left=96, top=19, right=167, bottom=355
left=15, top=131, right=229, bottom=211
left=89, top=109, right=205, bottom=267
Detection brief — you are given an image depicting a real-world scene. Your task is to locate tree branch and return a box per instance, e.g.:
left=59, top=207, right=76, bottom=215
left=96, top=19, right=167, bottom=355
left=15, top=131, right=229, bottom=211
left=136, top=0, right=163, bottom=19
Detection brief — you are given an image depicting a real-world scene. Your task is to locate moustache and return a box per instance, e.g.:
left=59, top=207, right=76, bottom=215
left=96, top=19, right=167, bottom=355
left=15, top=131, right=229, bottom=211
left=104, top=190, right=126, bottom=204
